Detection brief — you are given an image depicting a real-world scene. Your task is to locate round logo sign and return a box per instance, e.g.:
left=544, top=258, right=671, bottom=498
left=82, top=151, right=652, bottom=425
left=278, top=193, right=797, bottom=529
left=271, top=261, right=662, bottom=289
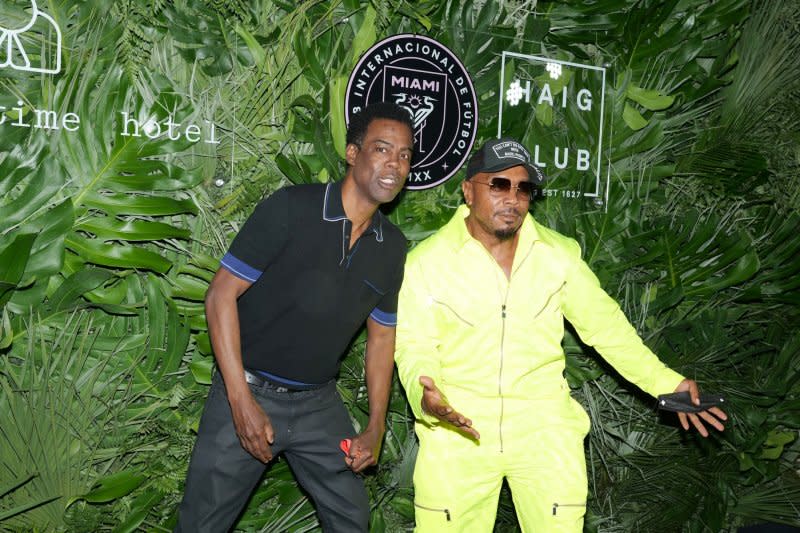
left=345, top=34, right=478, bottom=190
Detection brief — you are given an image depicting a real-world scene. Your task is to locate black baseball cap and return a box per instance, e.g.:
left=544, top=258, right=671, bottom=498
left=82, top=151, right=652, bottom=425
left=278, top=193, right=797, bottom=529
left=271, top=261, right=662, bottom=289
left=465, top=137, right=545, bottom=185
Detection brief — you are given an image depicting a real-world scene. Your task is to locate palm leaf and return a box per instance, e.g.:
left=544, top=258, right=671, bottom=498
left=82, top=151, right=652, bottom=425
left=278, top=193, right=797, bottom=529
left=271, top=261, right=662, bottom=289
left=0, top=310, right=160, bottom=529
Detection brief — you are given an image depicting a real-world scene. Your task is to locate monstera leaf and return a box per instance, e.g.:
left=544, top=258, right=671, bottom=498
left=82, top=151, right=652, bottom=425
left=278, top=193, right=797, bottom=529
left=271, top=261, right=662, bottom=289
left=0, top=136, right=75, bottom=313
left=55, top=67, right=201, bottom=274
left=612, top=209, right=759, bottom=314
left=162, top=3, right=255, bottom=76
left=1, top=57, right=205, bottom=344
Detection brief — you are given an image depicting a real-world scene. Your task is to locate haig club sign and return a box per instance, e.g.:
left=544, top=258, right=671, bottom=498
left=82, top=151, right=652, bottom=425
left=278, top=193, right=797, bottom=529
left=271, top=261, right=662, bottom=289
left=345, top=34, right=478, bottom=190
left=499, top=52, right=609, bottom=205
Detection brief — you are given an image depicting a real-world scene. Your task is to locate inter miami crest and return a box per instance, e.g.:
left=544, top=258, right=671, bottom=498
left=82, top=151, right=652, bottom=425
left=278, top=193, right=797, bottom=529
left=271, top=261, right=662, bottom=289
left=345, top=34, right=478, bottom=190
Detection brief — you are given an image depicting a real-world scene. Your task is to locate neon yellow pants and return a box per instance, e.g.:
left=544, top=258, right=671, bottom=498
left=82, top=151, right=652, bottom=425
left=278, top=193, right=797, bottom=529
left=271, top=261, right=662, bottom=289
left=412, top=400, right=589, bottom=532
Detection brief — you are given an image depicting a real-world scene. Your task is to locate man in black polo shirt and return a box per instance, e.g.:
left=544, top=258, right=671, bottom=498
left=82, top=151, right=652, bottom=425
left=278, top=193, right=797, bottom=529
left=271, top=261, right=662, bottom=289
left=175, top=102, right=414, bottom=532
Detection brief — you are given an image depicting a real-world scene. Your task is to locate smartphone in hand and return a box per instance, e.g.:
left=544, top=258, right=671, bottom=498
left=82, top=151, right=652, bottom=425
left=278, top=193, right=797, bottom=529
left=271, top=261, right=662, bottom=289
left=657, top=391, right=725, bottom=413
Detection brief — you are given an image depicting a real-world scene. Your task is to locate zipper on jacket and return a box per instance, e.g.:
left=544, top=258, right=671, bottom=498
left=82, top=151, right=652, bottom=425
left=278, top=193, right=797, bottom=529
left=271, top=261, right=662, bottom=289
left=480, top=238, right=536, bottom=456
left=498, top=239, right=539, bottom=453
left=499, top=302, right=507, bottom=453
left=414, top=502, right=451, bottom=521
left=552, top=502, right=586, bottom=516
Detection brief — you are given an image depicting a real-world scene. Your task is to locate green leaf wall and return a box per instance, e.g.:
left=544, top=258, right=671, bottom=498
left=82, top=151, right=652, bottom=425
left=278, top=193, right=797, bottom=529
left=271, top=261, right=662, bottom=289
left=1, top=0, right=798, bottom=530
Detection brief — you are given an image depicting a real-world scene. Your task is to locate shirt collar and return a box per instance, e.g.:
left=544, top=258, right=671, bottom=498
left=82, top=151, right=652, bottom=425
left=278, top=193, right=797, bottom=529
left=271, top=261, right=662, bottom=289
left=322, top=182, right=384, bottom=242
left=445, top=203, right=540, bottom=252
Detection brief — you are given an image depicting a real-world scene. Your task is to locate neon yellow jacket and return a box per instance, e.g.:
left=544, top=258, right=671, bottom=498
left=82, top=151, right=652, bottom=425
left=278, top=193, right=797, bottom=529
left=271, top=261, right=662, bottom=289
left=395, top=205, right=684, bottom=443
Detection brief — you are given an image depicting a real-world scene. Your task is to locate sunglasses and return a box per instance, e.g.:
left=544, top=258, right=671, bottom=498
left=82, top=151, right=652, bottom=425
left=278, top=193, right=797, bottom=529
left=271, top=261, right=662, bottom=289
left=471, top=177, right=536, bottom=199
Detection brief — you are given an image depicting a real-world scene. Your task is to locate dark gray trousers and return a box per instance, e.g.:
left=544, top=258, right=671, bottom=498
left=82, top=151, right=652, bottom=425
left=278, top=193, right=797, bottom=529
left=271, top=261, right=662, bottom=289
left=175, top=372, right=369, bottom=532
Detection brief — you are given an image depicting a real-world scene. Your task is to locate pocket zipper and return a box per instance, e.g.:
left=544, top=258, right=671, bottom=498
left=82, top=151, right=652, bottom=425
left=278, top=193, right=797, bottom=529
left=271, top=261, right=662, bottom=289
left=414, top=502, right=451, bottom=521
left=534, top=281, right=566, bottom=319
left=552, top=502, right=586, bottom=516
left=430, top=297, right=474, bottom=327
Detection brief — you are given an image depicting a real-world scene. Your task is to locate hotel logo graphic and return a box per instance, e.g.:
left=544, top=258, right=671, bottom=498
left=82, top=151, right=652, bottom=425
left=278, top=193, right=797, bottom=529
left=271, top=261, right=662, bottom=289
left=0, top=0, right=62, bottom=74
left=346, top=34, right=478, bottom=190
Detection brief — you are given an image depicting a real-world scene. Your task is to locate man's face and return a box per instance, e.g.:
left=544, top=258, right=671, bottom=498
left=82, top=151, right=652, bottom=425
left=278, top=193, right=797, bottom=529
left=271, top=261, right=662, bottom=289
left=345, top=118, right=414, bottom=206
left=462, top=165, right=531, bottom=241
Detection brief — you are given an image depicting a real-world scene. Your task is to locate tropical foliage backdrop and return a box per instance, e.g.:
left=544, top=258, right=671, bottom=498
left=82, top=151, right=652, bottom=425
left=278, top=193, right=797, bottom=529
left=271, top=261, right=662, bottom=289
left=1, top=0, right=798, bottom=531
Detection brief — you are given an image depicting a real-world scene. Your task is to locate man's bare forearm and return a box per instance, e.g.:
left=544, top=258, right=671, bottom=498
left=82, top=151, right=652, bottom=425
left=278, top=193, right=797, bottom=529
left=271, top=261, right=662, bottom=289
left=205, top=269, right=253, bottom=404
left=363, top=319, right=396, bottom=431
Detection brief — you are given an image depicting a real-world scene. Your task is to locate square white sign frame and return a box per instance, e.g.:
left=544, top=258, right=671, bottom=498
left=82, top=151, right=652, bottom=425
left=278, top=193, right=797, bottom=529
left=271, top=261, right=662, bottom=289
left=498, top=51, right=609, bottom=207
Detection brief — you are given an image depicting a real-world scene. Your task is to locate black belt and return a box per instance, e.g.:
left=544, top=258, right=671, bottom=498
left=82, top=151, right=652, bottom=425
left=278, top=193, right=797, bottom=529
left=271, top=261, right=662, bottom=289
left=243, top=369, right=319, bottom=393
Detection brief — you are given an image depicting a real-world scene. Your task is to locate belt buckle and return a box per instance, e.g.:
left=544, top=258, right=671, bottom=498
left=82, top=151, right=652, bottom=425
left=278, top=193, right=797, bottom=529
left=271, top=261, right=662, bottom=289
left=243, top=370, right=261, bottom=387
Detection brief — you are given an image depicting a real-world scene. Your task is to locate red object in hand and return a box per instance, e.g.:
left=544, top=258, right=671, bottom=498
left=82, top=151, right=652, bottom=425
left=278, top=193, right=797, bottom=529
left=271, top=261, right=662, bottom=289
left=340, top=438, right=351, bottom=455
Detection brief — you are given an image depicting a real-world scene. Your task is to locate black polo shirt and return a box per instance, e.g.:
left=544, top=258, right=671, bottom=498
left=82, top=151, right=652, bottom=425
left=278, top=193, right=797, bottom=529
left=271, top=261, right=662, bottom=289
left=220, top=181, right=406, bottom=384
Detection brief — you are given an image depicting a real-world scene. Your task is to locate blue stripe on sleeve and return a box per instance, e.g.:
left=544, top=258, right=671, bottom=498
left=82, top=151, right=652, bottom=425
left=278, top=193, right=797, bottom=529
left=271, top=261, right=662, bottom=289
left=370, top=307, right=397, bottom=327
left=220, top=252, right=263, bottom=283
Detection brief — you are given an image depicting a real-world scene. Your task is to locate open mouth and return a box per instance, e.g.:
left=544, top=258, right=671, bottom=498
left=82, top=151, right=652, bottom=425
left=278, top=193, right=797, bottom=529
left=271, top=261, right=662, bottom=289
left=379, top=176, right=400, bottom=188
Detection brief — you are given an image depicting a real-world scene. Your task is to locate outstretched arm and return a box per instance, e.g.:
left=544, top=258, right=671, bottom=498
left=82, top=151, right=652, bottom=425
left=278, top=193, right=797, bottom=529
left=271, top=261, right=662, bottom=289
left=560, top=240, right=725, bottom=436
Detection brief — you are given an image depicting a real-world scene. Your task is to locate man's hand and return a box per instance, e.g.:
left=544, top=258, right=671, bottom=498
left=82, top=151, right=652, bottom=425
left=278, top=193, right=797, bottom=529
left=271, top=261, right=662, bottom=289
left=674, top=379, right=727, bottom=437
left=230, top=392, right=275, bottom=462
left=419, top=376, right=480, bottom=440
left=345, top=425, right=384, bottom=473
left=206, top=269, right=275, bottom=461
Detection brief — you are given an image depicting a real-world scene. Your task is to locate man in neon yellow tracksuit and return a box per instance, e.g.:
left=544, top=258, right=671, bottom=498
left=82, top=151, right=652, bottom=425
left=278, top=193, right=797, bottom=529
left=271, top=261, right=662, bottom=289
left=394, top=137, right=727, bottom=532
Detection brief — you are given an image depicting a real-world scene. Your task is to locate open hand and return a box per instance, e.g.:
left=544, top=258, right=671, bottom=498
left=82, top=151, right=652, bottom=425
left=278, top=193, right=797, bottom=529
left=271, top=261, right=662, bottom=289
left=419, top=376, right=480, bottom=440
left=674, top=379, right=727, bottom=437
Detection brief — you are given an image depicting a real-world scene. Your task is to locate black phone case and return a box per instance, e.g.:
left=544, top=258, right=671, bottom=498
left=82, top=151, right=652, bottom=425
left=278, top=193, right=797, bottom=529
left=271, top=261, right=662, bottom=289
left=657, top=391, right=725, bottom=413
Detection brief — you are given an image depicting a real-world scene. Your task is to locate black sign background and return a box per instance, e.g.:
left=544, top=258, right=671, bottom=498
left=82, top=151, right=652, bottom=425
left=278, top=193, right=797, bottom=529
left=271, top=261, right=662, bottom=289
left=345, top=34, right=478, bottom=190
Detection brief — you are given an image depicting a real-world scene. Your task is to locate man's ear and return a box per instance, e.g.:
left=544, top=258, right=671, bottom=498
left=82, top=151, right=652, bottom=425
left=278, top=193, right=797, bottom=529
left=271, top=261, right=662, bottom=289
left=462, top=180, right=473, bottom=207
left=345, top=143, right=359, bottom=167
